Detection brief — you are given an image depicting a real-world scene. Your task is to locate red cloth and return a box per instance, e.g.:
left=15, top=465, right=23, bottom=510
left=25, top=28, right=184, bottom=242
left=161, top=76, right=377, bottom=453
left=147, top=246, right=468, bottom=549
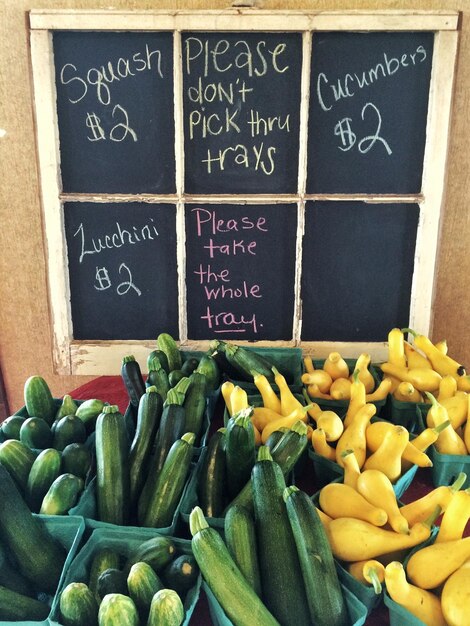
left=68, top=376, right=461, bottom=626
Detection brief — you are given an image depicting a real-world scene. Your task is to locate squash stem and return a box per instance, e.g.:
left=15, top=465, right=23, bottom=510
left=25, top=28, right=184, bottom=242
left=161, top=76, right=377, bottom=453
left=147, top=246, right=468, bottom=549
left=257, top=445, right=273, bottom=462
left=283, top=485, right=299, bottom=502
left=366, top=567, right=382, bottom=595
left=189, top=506, right=209, bottom=536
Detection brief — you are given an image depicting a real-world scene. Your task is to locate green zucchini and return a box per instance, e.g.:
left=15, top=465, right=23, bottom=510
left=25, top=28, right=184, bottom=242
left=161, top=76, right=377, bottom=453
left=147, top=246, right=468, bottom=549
left=98, top=593, right=139, bottom=626
left=157, top=333, right=182, bottom=372
left=265, top=427, right=289, bottom=450
left=89, top=548, right=122, bottom=602
left=190, top=506, right=280, bottom=626
left=183, top=371, right=207, bottom=443
left=61, top=442, right=92, bottom=480
left=224, top=343, right=275, bottom=382
left=147, top=349, right=170, bottom=374
left=162, top=554, right=199, bottom=596
left=121, top=355, right=146, bottom=408
left=210, top=340, right=247, bottom=380
left=24, top=375, right=56, bottom=425
left=167, top=376, right=191, bottom=405
left=137, top=403, right=186, bottom=521
left=0, top=540, right=35, bottom=597
left=197, top=427, right=227, bottom=518
left=146, top=357, right=170, bottom=400
left=0, top=438, right=37, bottom=491
left=95, top=405, right=130, bottom=525
left=252, top=446, right=310, bottom=626
left=147, top=588, right=185, bottom=626
left=123, top=535, right=175, bottom=575
left=141, top=432, right=195, bottom=528
left=226, top=408, right=256, bottom=498
left=75, top=399, right=106, bottom=433
left=168, top=369, right=185, bottom=388
left=0, top=415, right=25, bottom=440
left=181, top=356, right=200, bottom=376
left=0, top=584, right=49, bottom=621
left=59, top=582, right=98, bottom=626
left=26, top=447, right=62, bottom=512
left=224, top=504, right=261, bottom=596
left=56, top=394, right=79, bottom=421
left=226, top=420, right=308, bottom=514
left=195, top=353, right=220, bottom=390
left=127, top=561, right=164, bottom=620
left=284, top=485, right=349, bottom=626
left=96, top=568, right=128, bottom=599
left=53, top=414, right=87, bottom=451
left=40, top=472, right=84, bottom=515
left=129, top=385, right=163, bottom=508
left=0, top=463, right=66, bottom=593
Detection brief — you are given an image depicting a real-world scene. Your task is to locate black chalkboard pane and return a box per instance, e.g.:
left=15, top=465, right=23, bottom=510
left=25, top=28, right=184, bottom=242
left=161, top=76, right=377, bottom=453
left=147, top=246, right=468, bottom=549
left=301, top=201, right=419, bottom=342
left=64, top=202, right=179, bottom=340
left=182, top=33, right=302, bottom=194
left=307, top=32, right=433, bottom=194
left=54, top=32, right=175, bottom=194
left=185, top=203, right=297, bottom=340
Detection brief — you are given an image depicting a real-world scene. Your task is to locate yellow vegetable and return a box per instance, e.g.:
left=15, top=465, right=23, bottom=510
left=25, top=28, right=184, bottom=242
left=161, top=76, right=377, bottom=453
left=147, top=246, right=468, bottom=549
left=319, top=482, right=388, bottom=527
left=315, top=506, right=332, bottom=528
left=343, top=369, right=366, bottom=428
left=340, top=449, right=361, bottom=489
left=335, top=403, right=376, bottom=469
left=311, top=428, right=336, bottom=461
left=326, top=516, right=432, bottom=562
left=323, top=352, right=350, bottom=380
left=404, top=341, right=432, bottom=370
left=356, top=469, right=409, bottom=534
left=303, top=355, right=315, bottom=374
left=306, top=383, right=333, bottom=400
left=273, top=367, right=304, bottom=416
left=260, top=404, right=312, bottom=443
left=252, top=371, right=282, bottom=414
left=441, top=391, right=468, bottom=429
left=406, top=535, right=470, bottom=589
left=221, top=380, right=235, bottom=415
left=301, top=370, right=333, bottom=393
left=348, top=559, right=385, bottom=594
left=410, top=420, right=451, bottom=452
left=365, top=377, right=392, bottom=402
left=457, top=375, right=470, bottom=392
left=403, top=328, right=466, bottom=380
left=441, top=560, right=470, bottom=626
left=352, top=353, right=375, bottom=394
left=316, top=410, right=344, bottom=442
left=399, top=473, right=466, bottom=526
left=229, top=385, right=249, bottom=415
left=435, top=488, right=470, bottom=543
left=437, top=375, right=458, bottom=402
left=384, top=561, right=447, bottom=626
left=251, top=406, right=283, bottom=432
left=330, top=377, right=352, bottom=400
left=465, top=394, right=470, bottom=452
left=380, top=362, right=442, bottom=392
left=434, top=339, right=448, bottom=355
left=388, top=328, right=407, bottom=368
left=393, top=381, right=423, bottom=403
left=362, top=425, right=409, bottom=482
left=365, top=421, right=433, bottom=469
left=425, top=392, right=467, bottom=455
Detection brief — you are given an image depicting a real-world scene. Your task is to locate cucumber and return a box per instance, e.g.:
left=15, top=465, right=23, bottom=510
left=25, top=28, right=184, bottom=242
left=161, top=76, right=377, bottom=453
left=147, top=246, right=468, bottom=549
left=168, top=369, right=185, bottom=388
left=147, top=349, right=170, bottom=374
left=56, top=394, right=79, bottom=421
left=53, top=414, right=87, bottom=451
left=0, top=585, right=49, bottom=621
left=121, top=355, right=146, bottom=408
left=61, top=442, right=93, bottom=480
left=197, top=427, right=227, bottom=518
left=0, top=415, right=25, bottom=440
left=24, top=375, right=56, bottom=425
left=190, top=506, right=280, bottom=626
left=284, top=485, right=349, bottom=626
left=26, top=447, right=62, bottom=512
left=196, top=353, right=220, bottom=390
left=162, top=554, right=199, bottom=596
left=0, top=463, right=66, bottom=593
left=225, top=504, right=262, bottom=596
left=157, top=333, right=182, bottom=372
left=252, top=446, right=310, bottom=626
left=89, top=548, right=122, bottom=602
left=226, top=420, right=308, bottom=514
left=137, top=403, right=186, bottom=521
left=95, top=405, right=130, bottom=525
left=59, top=582, right=98, bottom=626
left=123, top=535, right=176, bottom=576
left=96, top=568, right=128, bottom=599
left=226, top=408, right=256, bottom=498
left=98, top=593, right=139, bottom=626
left=181, top=356, right=200, bottom=376
left=0, top=438, right=37, bottom=491
left=147, top=588, right=185, bottom=626
left=75, top=399, right=106, bottom=433
left=183, top=371, right=207, bottom=443
left=127, top=561, right=164, bottom=620
left=19, top=416, right=53, bottom=448
left=146, top=357, right=170, bottom=400
left=141, top=432, right=195, bottom=528
left=129, top=386, right=163, bottom=508
left=40, top=472, right=84, bottom=515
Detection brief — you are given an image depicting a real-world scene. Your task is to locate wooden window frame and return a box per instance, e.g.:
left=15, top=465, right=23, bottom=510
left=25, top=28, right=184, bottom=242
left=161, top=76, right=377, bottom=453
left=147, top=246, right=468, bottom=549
left=29, top=9, right=460, bottom=375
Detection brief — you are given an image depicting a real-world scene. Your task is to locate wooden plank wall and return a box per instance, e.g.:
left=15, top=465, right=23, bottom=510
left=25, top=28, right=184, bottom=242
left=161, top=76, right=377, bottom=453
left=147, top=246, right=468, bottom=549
left=0, top=0, right=469, bottom=412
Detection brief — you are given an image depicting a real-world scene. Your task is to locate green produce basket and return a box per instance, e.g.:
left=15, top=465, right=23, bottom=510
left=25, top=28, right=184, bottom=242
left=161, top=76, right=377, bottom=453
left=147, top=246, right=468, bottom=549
left=49, top=526, right=201, bottom=626
left=0, top=514, right=85, bottom=626
left=334, top=560, right=383, bottom=615
left=203, top=578, right=368, bottom=626
left=428, top=444, right=470, bottom=489
left=383, top=395, right=429, bottom=433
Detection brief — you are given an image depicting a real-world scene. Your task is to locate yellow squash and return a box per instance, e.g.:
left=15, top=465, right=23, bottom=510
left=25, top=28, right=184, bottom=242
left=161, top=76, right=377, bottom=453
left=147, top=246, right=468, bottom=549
left=380, top=362, right=442, bottom=392
left=425, top=392, right=467, bottom=455
left=252, top=371, right=282, bottom=414
left=330, top=377, right=352, bottom=400
left=319, top=482, right=387, bottom=526
left=301, top=369, right=333, bottom=393
left=340, top=449, right=361, bottom=489
left=311, top=428, right=336, bottom=461
left=221, top=380, right=235, bottom=415
left=348, top=559, right=385, bottom=594
left=356, top=469, right=409, bottom=535
left=393, top=381, right=423, bottom=404
left=404, top=341, right=432, bottom=370
left=365, top=421, right=433, bottom=469
left=435, top=488, right=470, bottom=543
left=441, top=559, right=470, bottom=626
left=261, top=404, right=312, bottom=443
left=352, top=353, right=375, bottom=394
left=343, top=369, right=366, bottom=428
left=335, top=403, right=376, bottom=468
left=388, top=328, right=407, bottom=368
left=365, top=377, right=392, bottom=402
left=315, top=410, right=344, bottom=442
left=406, top=535, right=470, bottom=589
left=323, top=351, right=350, bottom=380
left=363, top=425, right=410, bottom=482
left=403, top=328, right=466, bottom=380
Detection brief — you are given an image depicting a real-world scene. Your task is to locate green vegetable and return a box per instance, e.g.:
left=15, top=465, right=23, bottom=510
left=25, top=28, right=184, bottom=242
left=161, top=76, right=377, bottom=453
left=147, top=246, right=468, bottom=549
left=40, top=472, right=84, bottom=515
left=95, top=405, right=130, bottom=525
left=89, top=548, right=122, bottom=603
left=56, top=394, right=79, bottom=421
left=190, top=506, right=280, bottom=626
left=162, top=554, right=199, bottom=596
left=284, top=485, right=349, bottom=626
left=147, top=349, right=170, bottom=374
left=0, top=540, right=34, bottom=597
left=0, top=584, right=49, bottom=621
left=147, top=588, right=185, bottom=626
left=0, top=438, right=37, bottom=491
left=157, top=333, right=182, bottom=372
left=121, top=355, right=146, bottom=408
left=24, top=375, right=56, bottom=425
left=0, top=415, right=25, bottom=440
left=181, top=356, right=200, bottom=376
left=196, top=353, right=220, bottom=390
left=26, top=447, right=62, bottom=512
left=225, top=504, right=261, bottom=596
left=226, top=408, right=256, bottom=498
left=123, top=535, right=175, bottom=576
left=59, top=581, right=98, bottom=626
left=127, top=561, right=164, bottom=620
left=53, top=414, right=87, bottom=451
left=146, top=357, right=170, bottom=400
left=252, top=446, right=310, bottom=626
left=75, top=399, right=106, bottom=433
left=225, top=343, right=275, bottom=382
left=98, top=593, right=139, bottom=626
left=96, top=568, right=128, bottom=600
left=183, top=371, right=207, bottom=443
left=61, top=442, right=92, bottom=480
left=197, top=427, right=227, bottom=518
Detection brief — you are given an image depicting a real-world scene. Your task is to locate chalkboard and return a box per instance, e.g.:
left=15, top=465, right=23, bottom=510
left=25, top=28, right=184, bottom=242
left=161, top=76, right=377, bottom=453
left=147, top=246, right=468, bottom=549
left=307, top=32, right=434, bottom=194
left=53, top=32, right=176, bottom=194
left=300, top=201, right=419, bottom=341
left=185, top=203, right=298, bottom=339
left=64, top=202, right=179, bottom=340
left=182, top=32, right=302, bottom=194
